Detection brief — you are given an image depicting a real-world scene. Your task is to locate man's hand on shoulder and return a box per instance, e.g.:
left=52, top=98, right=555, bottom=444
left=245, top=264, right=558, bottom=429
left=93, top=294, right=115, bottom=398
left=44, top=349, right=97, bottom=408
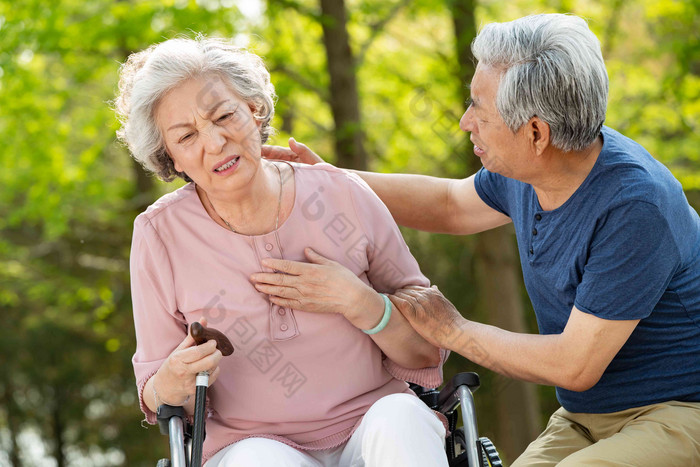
left=261, top=137, right=324, bottom=165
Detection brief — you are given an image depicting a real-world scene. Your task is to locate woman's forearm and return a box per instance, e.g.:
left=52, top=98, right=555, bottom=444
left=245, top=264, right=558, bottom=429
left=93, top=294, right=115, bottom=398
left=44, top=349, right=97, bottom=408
left=346, top=289, right=442, bottom=369
left=143, top=374, right=196, bottom=415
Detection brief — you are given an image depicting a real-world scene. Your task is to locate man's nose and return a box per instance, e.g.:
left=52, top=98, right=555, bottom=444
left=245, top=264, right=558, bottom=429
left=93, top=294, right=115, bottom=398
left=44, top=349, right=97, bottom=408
left=459, top=107, right=475, bottom=133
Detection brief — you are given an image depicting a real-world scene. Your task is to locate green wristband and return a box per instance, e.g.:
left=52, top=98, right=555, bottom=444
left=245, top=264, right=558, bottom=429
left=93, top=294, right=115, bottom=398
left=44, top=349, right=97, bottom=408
left=362, top=293, right=392, bottom=335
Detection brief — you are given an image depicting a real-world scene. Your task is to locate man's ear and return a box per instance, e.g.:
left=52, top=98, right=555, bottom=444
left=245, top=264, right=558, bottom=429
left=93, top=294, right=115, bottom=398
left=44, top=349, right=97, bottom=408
left=528, top=117, right=550, bottom=156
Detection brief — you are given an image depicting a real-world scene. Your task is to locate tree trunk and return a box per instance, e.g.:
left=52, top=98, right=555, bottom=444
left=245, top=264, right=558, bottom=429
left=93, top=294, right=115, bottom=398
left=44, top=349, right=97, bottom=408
left=473, top=229, right=542, bottom=461
left=132, top=157, right=155, bottom=213
left=319, top=0, right=367, bottom=170
left=1, top=374, right=21, bottom=466
left=52, top=390, right=65, bottom=467
left=450, top=0, right=542, bottom=461
left=602, top=0, right=625, bottom=59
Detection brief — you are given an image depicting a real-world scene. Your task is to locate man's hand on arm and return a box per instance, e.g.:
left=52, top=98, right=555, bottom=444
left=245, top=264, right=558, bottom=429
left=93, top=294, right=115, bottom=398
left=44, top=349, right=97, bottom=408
left=392, top=286, right=639, bottom=392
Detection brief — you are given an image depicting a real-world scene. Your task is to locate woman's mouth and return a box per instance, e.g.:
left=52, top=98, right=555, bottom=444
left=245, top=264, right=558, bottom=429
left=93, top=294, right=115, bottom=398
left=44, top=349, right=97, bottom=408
left=214, top=156, right=240, bottom=174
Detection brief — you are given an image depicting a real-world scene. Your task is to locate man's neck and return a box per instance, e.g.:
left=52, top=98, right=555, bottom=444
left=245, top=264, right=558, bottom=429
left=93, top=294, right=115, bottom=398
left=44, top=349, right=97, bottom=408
left=531, top=136, right=603, bottom=211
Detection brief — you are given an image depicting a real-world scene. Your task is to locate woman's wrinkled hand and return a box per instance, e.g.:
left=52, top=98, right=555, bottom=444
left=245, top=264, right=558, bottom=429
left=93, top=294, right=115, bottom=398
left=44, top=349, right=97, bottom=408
left=390, top=285, right=468, bottom=350
left=250, top=247, right=375, bottom=321
left=261, top=137, right=324, bottom=165
left=152, top=318, right=223, bottom=406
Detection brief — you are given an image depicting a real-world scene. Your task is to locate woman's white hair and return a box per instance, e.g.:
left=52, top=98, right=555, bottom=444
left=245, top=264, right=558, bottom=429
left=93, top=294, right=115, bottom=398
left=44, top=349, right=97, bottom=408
left=114, top=35, right=276, bottom=182
left=472, top=14, right=608, bottom=152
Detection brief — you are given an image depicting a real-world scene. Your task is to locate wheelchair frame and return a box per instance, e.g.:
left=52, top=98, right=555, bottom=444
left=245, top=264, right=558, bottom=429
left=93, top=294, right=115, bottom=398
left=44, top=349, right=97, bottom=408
left=155, top=371, right=501, bottom=467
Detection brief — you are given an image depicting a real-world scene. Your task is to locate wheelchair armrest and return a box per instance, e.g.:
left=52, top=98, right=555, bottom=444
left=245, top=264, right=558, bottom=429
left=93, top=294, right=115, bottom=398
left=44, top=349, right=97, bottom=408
left=437, top=372, right=480, bottom=413
left=409, top=383, right=440, bottom=410
left=157, top=404, right=187, bottom=436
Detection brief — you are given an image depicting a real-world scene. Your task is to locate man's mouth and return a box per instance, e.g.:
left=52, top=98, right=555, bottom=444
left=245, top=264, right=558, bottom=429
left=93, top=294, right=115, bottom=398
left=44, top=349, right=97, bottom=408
left=214, top=156, right=240, bottom=172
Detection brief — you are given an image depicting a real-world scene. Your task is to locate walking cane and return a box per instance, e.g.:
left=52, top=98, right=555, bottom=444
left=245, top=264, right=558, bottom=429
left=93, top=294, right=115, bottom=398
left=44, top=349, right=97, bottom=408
left=189, top=322, right=234, bottom=467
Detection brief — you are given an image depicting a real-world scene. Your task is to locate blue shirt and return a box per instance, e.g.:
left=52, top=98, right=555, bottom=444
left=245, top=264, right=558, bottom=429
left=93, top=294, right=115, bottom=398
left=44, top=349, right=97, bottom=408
left=474, top=126, right=700, bottom=413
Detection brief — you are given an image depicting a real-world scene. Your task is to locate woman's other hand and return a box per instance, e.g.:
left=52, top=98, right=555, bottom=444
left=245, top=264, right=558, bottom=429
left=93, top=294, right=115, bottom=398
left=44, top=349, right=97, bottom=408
left=261, top=137, right=324, bottom=165
left=149, top=318, right=223, bottom=409
left=250, top=247, right=378, bottom=325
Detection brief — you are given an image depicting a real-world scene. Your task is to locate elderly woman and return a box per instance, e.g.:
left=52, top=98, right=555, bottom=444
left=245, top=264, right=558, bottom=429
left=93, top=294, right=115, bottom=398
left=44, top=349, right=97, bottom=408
left=115, top=36, right=449, bottom=466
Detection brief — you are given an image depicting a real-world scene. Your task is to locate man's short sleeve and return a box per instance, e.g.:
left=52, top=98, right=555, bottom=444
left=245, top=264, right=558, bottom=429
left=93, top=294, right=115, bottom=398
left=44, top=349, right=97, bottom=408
left=574, top=201, right=681, bottom=320
left=474, top=167, right=511, bottom=217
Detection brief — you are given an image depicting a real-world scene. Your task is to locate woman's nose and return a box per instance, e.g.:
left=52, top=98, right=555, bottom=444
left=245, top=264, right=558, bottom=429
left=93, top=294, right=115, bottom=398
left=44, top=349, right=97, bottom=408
left=202, top=125, right=227, bottom=154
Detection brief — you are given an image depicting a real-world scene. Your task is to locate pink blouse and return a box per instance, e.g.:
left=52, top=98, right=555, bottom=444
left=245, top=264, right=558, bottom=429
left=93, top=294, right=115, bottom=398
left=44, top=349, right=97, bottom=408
left=130, top=162, right=446, bottom=462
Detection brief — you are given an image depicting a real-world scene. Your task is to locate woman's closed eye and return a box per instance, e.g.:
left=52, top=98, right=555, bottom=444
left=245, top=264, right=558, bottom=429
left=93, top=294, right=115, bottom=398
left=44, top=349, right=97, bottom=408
left=179, top=132, right=194, bottom=144
left=216, top=112, right=234, bottom=123
left=176, top=111, right=236, bottom=143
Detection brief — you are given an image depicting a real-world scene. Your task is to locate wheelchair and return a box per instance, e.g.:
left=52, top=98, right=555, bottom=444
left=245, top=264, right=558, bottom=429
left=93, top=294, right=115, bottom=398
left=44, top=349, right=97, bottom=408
left=410, top=373, right=502, bottom=467
left=156, top=325, right=502, bottom=467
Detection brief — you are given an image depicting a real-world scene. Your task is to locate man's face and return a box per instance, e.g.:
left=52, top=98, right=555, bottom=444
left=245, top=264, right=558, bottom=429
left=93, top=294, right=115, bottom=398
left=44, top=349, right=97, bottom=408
left=459, top=64, right=529, bottom=179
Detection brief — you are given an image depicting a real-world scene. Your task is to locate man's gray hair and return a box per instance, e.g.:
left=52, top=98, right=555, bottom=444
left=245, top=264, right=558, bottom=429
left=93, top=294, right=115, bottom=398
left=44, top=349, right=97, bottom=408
left=472, top=14, right=608, bottom=152
left=114, top=35, right=276, bottom=182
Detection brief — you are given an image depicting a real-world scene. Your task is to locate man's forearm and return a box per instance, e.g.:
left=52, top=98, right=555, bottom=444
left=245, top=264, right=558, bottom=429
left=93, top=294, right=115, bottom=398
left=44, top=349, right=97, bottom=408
left=350, top=170, right=456, bottom=233
left=394, top=287, right=639, bottom=393
left=447, top=319, right=593, bottom=391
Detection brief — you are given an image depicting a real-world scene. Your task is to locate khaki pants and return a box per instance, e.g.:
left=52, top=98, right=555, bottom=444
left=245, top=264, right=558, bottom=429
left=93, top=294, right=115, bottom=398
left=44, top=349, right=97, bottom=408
left=511, top=401, right=700, bottom=466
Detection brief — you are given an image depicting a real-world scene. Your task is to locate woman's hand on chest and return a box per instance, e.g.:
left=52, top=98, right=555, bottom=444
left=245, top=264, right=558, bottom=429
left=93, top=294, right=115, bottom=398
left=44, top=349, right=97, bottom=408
left=249, top=247, right=374, bottom=320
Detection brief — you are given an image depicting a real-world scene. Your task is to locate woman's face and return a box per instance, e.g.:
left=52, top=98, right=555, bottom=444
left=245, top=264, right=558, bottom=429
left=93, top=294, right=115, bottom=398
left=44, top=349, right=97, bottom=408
left=156, top=74, right=263, bottom=194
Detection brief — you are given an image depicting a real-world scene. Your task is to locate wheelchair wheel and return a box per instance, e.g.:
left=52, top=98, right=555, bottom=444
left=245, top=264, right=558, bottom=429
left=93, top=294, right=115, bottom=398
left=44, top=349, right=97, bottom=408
left=448, top=428, right=502, bottom=467
left=156, top=460, right=171, bottom=467
left=478, top=437, right=502, bottom=467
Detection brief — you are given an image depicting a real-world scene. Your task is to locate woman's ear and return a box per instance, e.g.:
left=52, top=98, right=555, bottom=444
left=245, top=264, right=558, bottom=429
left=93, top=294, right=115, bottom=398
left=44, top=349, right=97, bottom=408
left=249, top=104, right=262, bottom=128
left=168, top=151, right=183, bottom=173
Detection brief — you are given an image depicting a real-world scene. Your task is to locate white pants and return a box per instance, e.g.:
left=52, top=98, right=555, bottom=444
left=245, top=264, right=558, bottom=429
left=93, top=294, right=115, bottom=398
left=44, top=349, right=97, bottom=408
left=206, top=393, right=448, bottom=467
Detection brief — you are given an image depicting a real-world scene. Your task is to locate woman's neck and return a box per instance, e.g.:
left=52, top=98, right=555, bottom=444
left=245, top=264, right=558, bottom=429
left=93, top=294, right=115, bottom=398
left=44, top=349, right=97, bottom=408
left=197, top=159, right=282, bottom=235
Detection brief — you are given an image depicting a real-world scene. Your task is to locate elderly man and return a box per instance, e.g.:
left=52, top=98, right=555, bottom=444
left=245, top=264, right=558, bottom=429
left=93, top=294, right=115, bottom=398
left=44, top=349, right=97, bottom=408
left=266, top=13, right=700, bottom=466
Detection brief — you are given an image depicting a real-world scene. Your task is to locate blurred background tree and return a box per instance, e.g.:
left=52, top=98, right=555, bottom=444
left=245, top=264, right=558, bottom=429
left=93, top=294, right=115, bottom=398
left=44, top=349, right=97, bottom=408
left=0, top=0, right=697, bottom=465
